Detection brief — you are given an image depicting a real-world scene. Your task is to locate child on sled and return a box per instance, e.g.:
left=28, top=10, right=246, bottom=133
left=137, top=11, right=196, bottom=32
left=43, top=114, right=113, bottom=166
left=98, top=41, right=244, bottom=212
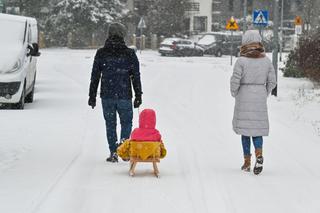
left=117, top=109, right=166, bottom=177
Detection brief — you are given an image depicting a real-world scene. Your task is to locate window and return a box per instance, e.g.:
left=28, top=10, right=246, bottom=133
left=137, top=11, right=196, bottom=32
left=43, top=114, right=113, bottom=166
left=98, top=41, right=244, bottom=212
left=194, top=16, right=207, bottom=32
left=212, top=1, right=222, bottom=11
left=186, top=2, right=200, bottom=12
left=28, top=25, right=31, bottom=43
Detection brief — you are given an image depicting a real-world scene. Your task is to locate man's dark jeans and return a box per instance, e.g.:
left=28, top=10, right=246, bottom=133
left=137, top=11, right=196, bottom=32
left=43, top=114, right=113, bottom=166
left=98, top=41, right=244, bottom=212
left=101, top=98, right=133, bottom=153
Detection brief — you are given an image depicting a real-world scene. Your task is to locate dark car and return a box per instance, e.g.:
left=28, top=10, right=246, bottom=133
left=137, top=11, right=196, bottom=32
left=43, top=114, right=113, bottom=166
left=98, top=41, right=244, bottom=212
left=159, top=38, right=204, bottom=57
left=196, top=32, right=242, bottom=57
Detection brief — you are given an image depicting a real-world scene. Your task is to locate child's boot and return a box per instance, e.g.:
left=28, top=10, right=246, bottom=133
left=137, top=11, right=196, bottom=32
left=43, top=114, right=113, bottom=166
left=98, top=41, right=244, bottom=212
left=241, top=155, right=251, bottom=172
left=254, top=149, right=263, bottom=175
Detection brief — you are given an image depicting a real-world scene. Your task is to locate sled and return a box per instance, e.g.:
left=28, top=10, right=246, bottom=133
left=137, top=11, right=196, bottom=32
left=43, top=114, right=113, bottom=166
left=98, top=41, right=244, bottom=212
left=117, top=141, right=164, bottom=178
left=129, top=157, right=160, bottom=178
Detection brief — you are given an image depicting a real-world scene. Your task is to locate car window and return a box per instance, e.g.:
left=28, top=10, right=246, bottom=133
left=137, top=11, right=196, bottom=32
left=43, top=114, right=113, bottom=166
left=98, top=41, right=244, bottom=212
left=182, top=41, right=192, bottom=45
left=0, top=19, right=25, bottom=45
left=161, top=38, right=178, bottom=45
left=198, top=35, right=217, bottom=45
left=28, top=25, right=31, bottom=43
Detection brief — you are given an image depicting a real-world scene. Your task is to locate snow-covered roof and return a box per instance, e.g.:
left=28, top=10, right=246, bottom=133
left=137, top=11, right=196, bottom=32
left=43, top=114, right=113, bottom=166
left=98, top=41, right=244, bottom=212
left=199, top=31, right=243, bottom=36
left=197, top=34, right=217, bottom=45
left=0, top=13, right=37, bottom=25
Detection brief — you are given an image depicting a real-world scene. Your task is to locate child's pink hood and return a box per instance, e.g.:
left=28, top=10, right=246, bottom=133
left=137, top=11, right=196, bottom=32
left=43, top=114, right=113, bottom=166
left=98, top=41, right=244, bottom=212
left=130, top=109, right=162, bottom=141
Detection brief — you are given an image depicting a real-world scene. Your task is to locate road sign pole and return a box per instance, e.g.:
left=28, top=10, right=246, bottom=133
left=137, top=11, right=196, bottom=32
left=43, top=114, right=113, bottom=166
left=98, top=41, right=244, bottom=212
left=272, top=0, right=279, bottom=97
left=138, top=16, right=147, bottom=54
left=243, top=0, right=247, bottom=33
left=259, top=26, right=264, bottom=40
left=231, top=30, right=234, bottom=66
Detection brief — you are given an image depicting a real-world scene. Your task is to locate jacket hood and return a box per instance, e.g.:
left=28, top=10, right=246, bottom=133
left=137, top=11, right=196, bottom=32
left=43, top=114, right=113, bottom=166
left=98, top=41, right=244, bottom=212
left=139, top=109, right=156, bottom=129
left=130, top=109, right=162, bottom=141
left=242, top=30, right=262, bottom=45
left=108, top=22, right=127, bottom=39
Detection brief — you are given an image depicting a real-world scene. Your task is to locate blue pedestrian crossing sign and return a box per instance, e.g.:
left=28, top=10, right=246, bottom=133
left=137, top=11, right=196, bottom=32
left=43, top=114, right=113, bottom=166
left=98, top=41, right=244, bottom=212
left=253, top=10, right=269, bottom=27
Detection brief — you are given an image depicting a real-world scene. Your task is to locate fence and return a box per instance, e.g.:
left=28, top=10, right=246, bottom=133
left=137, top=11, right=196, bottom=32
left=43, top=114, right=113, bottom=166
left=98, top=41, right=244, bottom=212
left=40, top=31, right=165, bottom=50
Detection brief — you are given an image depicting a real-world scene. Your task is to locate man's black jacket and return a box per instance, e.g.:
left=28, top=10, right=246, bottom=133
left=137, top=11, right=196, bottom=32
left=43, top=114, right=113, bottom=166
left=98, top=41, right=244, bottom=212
left=89, top=37, right=142, bottom=99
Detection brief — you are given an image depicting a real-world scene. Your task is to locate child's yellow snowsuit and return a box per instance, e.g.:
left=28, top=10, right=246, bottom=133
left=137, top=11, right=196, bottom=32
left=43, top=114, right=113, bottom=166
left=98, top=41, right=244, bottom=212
left=117, top=140, right=167, bottom=161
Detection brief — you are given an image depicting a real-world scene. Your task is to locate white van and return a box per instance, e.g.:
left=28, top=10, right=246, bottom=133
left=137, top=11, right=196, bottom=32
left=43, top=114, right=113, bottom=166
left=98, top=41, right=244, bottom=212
left=0, top=13, right=40, bottom=109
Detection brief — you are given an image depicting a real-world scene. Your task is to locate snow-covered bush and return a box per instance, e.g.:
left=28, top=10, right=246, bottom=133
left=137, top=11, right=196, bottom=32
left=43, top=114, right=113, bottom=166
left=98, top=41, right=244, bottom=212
left=282, top=50, right=305, bottom=78
left=283, top=31, right=320, bottom=82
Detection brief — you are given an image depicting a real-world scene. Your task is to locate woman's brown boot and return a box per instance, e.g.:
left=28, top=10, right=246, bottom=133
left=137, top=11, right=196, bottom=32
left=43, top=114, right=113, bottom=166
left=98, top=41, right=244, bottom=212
left=254, top=149, right=264, bottom=175
left=241, top=155, right=251, bottom=172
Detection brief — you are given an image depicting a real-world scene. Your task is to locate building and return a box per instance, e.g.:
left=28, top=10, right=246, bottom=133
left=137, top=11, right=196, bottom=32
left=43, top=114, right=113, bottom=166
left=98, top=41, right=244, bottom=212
left=184, top=0, right=313, bottom=34
left=184, top=0, right=212, bottom=33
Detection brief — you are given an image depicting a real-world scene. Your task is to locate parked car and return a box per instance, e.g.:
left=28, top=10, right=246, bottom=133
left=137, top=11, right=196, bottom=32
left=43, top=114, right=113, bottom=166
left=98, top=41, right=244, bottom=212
left=159, top=38, right=204, bottom=57
left=196, top=32, right=242, bottom=57
left=0, top=14, right=40, bottom=109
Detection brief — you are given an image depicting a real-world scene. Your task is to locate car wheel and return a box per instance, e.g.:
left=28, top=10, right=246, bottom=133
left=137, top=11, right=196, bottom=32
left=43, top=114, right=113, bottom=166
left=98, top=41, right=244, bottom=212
left=25, top=73, right=36, bottom=103
left=197, top=50, right=204, bottom=56
left=161, top=53, right=166, bottom=56
left=13, top=82, right=26, bottom=110
left=215, top=50, right=222, bottom=57
left=0, top=103, right=5, bottom=110
left=181, top=50, right=188, bottom=57
left=25, top=85, right=34, bottom=103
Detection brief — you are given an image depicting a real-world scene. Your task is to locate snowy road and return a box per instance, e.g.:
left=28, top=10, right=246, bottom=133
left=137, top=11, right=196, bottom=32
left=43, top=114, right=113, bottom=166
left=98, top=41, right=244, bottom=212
left=1, top=49, right=320, bottom=213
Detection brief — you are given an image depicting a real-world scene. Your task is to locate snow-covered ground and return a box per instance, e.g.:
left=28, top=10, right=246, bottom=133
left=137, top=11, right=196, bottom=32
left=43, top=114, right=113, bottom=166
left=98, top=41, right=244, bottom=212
left=0, top=49, right=320, bottom=213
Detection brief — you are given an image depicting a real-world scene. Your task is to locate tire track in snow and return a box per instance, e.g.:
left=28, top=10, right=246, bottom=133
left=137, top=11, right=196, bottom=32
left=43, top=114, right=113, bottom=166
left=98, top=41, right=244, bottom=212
left=26, top=63, right=92, bottom=213
left=29, top=110, right=90, bottom=213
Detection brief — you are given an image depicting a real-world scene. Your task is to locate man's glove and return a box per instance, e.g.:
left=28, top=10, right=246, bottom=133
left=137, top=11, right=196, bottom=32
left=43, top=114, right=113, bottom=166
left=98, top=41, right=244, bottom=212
left=88, top=96, right=96, bottom=109
left=133, top=96, right=142, bottom=108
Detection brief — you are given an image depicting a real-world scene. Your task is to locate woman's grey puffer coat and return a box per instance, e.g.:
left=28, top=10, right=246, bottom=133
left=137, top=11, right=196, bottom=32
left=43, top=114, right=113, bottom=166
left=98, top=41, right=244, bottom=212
left=230, top=30, right=277, bottom=136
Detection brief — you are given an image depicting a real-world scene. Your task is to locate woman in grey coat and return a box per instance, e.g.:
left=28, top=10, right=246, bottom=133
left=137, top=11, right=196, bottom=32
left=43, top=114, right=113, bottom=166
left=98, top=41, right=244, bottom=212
left=230, top=30, right=276, bottom=175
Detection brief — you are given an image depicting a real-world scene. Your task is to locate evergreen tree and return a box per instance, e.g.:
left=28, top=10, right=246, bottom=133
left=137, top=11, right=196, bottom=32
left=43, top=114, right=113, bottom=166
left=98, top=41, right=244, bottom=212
left=45, top=0, right=126, bottom=46
left=127, top=0, right=188, bottom=37
left=146, top=0, right=188, bottom=37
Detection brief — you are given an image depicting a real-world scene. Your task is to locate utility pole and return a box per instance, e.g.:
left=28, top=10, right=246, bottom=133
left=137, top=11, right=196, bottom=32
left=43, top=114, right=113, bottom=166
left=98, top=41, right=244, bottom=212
left=272, top=0, right=279, bottom=97
left=243, top=0, right=247, bottom=32
left=279, top=0, right=284, bottom=62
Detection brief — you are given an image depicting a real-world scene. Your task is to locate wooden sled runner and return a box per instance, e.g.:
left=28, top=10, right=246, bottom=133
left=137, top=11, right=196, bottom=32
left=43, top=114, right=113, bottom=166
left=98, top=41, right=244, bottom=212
left=129, top=157, right=160, bottom=178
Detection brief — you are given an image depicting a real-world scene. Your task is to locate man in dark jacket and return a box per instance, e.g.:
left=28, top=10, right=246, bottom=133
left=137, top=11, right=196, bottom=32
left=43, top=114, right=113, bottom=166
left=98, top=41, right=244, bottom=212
left=88, top=23, right=142, bottom=163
